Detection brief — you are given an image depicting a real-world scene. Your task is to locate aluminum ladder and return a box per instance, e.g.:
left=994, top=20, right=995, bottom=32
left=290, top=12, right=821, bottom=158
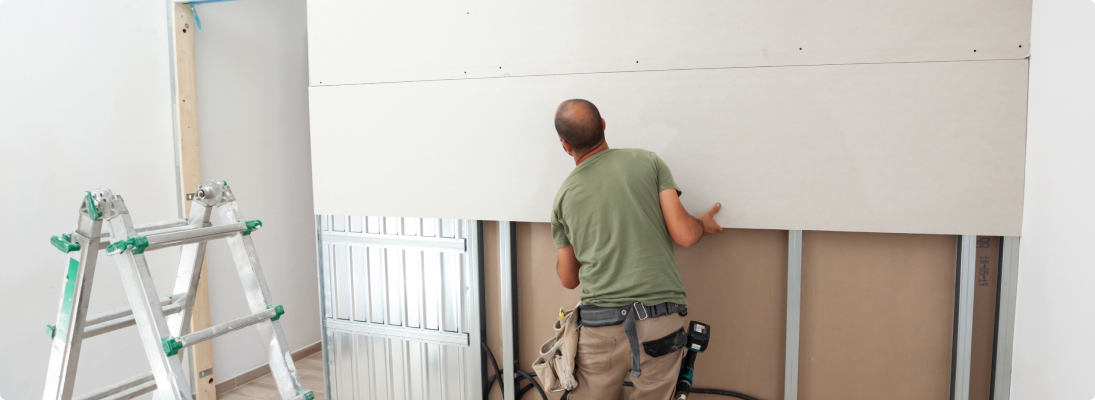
left=42, top=180, right=313, bottom=400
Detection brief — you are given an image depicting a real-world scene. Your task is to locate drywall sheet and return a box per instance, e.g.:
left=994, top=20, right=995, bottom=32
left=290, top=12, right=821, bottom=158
left=306, top=0, right=1031, bottom=86
left=310, top=60, right=1028, bottom=235
left=675, top=228, right=789, bottom=400
left=482, top=222, right=787, bottom=400
left=798, top=231, right=957, bottom=400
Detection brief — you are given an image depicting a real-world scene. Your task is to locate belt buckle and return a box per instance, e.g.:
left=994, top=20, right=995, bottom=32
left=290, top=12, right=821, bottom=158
left=632, top=302, right=649, bottom=320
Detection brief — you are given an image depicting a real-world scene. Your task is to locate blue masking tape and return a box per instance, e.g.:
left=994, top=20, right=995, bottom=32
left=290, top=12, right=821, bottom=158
left=190, top=4, right=202, bottom=30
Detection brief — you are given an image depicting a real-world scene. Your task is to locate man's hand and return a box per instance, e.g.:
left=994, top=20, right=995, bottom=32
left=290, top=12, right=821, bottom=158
left=697, top=203, right=723, bottom=236
left=659, top=188, right=724, bottom=247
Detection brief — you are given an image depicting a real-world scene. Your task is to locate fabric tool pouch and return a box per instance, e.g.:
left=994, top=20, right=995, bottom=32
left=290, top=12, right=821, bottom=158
left=531, top=302, right=581, bottom=392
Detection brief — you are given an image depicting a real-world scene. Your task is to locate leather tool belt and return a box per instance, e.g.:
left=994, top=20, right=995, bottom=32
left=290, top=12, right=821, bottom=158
left=577, top=302, right=687, bottom=378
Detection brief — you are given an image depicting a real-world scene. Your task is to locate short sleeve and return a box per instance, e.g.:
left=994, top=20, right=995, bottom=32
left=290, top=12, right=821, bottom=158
left=551, top=201, right=572, bottom=248
left=652, top=153, right=681, bottom=197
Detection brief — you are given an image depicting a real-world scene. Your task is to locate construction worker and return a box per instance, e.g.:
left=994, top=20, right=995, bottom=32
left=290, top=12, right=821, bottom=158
left=551, top=99, right=723, bottom=400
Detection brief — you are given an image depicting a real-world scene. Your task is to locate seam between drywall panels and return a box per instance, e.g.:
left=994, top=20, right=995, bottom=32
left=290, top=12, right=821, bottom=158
left=309, top=57, right=1031, bottom=88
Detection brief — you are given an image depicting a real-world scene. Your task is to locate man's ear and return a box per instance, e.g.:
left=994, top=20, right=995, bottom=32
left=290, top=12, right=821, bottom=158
left=561, top=140, right=573, bottom=155
left=602, top=118, right=606, bottom=131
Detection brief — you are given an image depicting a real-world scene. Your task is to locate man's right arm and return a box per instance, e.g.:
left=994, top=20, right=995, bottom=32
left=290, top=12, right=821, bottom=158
left=659, top=188, right=722, bottom=247
left=556, top=246, right=581, bottom=289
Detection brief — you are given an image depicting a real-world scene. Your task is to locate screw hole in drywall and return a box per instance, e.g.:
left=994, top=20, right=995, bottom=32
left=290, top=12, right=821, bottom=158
left=1019, top=45, right=1023, bottom=48
left=636, top=61, right=639, bottom=63
left=208, top=378, right=213, bottom=384
left=974, top=49, right=977, bottom=52
left=182, top=29, right=187, bottom=33
left=799, top=48, right=802, bottom=50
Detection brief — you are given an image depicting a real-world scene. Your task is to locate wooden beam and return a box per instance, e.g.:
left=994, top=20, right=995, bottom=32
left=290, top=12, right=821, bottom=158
left=171, top=4, right=216, bottom=400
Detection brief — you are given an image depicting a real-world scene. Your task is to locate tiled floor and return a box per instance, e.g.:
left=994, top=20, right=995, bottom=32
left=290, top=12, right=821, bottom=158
left=219, top=352, right=326, bottom=400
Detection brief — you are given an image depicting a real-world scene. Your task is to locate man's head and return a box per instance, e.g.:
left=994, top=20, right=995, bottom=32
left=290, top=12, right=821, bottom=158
left=554, top=99, right=605, bottom=155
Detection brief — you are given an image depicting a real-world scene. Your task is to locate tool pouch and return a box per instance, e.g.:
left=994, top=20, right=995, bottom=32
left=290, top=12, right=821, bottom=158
left=531, top=302, right=581, bottom=392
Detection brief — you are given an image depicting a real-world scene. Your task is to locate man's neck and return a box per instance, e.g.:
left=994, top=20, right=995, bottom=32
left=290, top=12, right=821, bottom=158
left=574, top=140, right=609, bottom=165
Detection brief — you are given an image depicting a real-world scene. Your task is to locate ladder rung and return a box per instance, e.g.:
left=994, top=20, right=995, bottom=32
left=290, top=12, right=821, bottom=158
left=84, top=301, right=185, bottom=339
left=99, top=219, right=190, bottom=241
left=97, top=225, right=200, bottom=250
left=75, top=372, right=155, bottom=400
left=85, top=295, right=176, bottom=326
left=105, top=222, right=256, bottom=255
left=165, top=306, right=282, bottom=355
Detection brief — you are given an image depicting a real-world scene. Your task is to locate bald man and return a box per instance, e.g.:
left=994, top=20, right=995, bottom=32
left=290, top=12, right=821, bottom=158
left=551, top=99, right=722, bottom=400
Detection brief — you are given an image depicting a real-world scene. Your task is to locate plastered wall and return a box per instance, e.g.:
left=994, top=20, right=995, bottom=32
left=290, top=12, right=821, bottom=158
left=1011, top=0, right=1095, bottom=398
left=0, top=1, right=179, bottom=398
left=191, top=0, right=320, bottom=384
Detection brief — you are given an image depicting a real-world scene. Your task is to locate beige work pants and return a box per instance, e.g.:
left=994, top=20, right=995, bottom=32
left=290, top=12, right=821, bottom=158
left=567, top=314, right=685, bottom=400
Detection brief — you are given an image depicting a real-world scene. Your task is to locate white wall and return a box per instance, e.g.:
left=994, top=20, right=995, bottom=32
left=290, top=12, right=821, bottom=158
left=0, top=0, right=318, bottom=397
left=190, top=0, right=319, bottom=385
left=0, top=1, right=179, bottom=398
left=1011, top=0, right=1095, bottom=399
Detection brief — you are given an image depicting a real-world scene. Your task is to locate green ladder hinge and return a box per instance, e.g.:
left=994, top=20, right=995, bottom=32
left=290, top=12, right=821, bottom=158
left=46, top=324, right=56, bottom=339
left=161, top=336, right=183, bottom=357
left=297, top=389, right=314, bottom=400
left=241, top=219, right=262, bottom=236
left=106, top=236, right=149, bottom=255
left=84, top=191, right=102, bottom=220
left=268, top=304, right=285, bottom=321
left=50, top=233, right=80, bottom=253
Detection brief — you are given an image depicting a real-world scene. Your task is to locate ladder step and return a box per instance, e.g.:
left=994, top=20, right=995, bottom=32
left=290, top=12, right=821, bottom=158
left=75, top=372, right=155, bottom=400
left=162, top=305, right=284, bottom=356
left=85, top=295, right=176, bottom=326
left=104, top=220, right=261, bottom=255
left=99, top=219, right=190, bottom=242
left=82, top=297, right=184, bottom=339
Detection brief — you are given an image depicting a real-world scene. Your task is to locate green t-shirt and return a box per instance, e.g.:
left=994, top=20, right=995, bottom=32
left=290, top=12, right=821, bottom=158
left=551, top=148, right=687, bottom=307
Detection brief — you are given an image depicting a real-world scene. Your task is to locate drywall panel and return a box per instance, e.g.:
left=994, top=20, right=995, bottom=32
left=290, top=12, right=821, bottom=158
left=191, top=0, right=320, bottom=384
left=675, top=228, right=788, bottom=400
left=798, top=231, right=957, bottom=400
left=1011, top=0, right=1095, bottom=398
left=484, top=223, right=786, bottom=399
left=310, top=60, right=1028, bottom=235
left=306, top=0, right=1031, bottom=86
left=514, top=222, right=581, bottom=400
left=0, top=1, right=179, bottom=398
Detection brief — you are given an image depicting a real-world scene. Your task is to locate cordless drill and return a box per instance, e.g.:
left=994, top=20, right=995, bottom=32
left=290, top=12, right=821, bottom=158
left=674, top=321, right=711, bottom=400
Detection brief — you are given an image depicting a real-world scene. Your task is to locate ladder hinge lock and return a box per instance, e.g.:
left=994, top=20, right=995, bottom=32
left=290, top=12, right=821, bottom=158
left=268, top=304, right=285, bottom=321
left=46, top=324, right=56, bottom=339
left=298, top=389, right=315, bottom=400
left=161, top=336, right=183, bottom=357
left=241, top=219, right=263, bottom=236
left=106, top=236, right=150, bottom=255
left=84, top=191, right=102, bottom=220
left=51, top=233, right=80, bottom=253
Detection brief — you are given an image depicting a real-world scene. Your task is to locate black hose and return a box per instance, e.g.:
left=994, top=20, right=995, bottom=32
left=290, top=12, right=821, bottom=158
left=481, top=342, right=548, bottom=400
left=515, top=369, right=548, bottom=399
left=689, top=388, right=762, bottom=400
left=622, top=381, right=761, bottom=400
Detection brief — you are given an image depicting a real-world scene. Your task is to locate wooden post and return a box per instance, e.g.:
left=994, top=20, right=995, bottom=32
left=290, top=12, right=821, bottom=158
left=171, top=4, right=216, bottom=400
